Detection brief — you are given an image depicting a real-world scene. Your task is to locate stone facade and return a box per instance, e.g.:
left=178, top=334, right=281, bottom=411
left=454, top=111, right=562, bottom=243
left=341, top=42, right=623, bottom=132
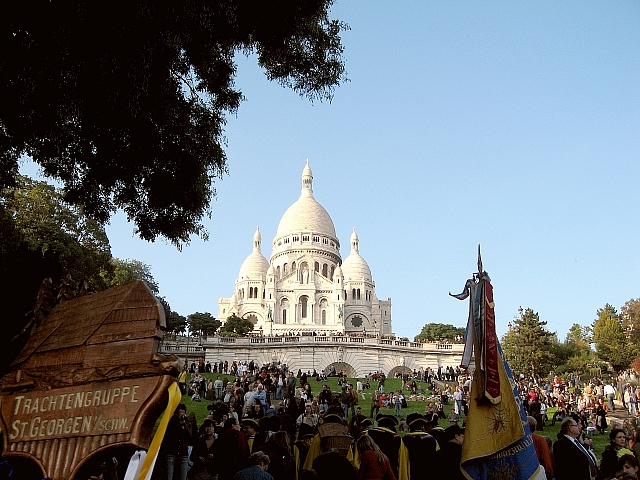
left=218, top=160, right=392, bottom=337
left=200, top=336, right=464, bottom=378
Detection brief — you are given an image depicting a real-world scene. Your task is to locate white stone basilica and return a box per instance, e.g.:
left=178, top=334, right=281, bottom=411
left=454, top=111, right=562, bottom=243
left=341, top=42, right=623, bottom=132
left=218, top=160, right=392, bottom=337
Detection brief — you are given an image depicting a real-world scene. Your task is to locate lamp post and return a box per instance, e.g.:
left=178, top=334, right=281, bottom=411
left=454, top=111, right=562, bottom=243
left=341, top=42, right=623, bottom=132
left=186, top=328, right=190, bottom=372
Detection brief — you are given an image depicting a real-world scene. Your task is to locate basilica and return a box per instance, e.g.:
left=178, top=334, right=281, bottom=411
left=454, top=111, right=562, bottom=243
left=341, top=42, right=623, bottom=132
left=218, top=160, right=392, bottom=336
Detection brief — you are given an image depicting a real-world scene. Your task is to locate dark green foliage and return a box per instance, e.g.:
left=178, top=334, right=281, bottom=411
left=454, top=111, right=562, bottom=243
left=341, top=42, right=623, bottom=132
left=592, top=303, right=638, bottom=372
left=219, top=314, right=254, bottom=337
left=101, top=258, right=159, bottom=295
left=414, top=323, right=465, bottom=342
left=187, top=312, right=221, bottom=337
left=166, top=310, right=188, bottom=337
left=501, top=308, right=556, bottom=378
left=0, top=1, right=347, bottom=246
left=0, top=175, right=112, bottom=374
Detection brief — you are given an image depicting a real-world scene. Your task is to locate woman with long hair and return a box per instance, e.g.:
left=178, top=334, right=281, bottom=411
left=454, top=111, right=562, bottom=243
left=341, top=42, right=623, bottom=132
left=600, top=428, right=634, bottom=480
left=355, top=434, right=396, bottom=480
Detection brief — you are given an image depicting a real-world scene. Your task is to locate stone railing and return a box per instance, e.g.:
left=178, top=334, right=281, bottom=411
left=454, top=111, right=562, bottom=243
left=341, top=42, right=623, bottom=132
left=199, top=335, right=463, bottom=352
left=159, top=343, right=205, bottom=354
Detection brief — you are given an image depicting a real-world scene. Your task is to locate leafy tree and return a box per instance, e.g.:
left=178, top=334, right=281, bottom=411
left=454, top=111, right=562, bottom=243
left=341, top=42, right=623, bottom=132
left=167, top=312, right=187, bottom=336
left=632, top=357, right=640, bottom=374
left=2, top=175, right=112, bottom=286
left=501, top=308, right=556, bottom=379
left=553, top=323, right=595, bottom=373
left=157, top=296, right=186, bottom=337
left=218, top=314, right=254, bottom=337
left=592, top=303, right=637, bottom=372
left=621, top=298, right=640, bottom=344
left=414, top=323, right=465, bottom=342
left=187, top=312, right=221, bottom=338
left=560, top=353, right=595, bottom=377
left=1, top=1, right=347, bottom=246
left=100, top=258, right=159, bottom=295
left=0, top=174, right=112, bottom=374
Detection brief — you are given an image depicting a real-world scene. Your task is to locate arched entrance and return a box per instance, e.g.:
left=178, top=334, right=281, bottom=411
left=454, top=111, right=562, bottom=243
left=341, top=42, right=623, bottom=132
left=388, top=365, right=412, bottom=379
left=324, top=362, right=356, bottom=378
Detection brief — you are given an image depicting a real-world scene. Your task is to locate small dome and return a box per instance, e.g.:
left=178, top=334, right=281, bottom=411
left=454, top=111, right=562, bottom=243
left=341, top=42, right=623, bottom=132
left=342, top=254, right=372, bottom=282
left=341, top=228, right=372, bottom=282
left=239, top=252, right=269, bottom=279
left=238, top=227, right=269, bottom=279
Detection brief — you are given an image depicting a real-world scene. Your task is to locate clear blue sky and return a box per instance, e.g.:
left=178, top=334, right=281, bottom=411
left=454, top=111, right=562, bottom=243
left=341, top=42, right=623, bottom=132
left=22, top=2, right=640, bottom=341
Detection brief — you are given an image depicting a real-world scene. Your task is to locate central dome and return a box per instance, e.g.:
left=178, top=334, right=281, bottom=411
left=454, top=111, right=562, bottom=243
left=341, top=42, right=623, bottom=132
left=274, top=160, right=337, bottom=240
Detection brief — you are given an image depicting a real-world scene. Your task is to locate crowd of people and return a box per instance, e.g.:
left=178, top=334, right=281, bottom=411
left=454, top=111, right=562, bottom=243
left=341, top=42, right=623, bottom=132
left=154, top=361, right=474, bottom=480
left=158, top=362, right=640, bottom=480
left=509, top=372, right=640, bottom=480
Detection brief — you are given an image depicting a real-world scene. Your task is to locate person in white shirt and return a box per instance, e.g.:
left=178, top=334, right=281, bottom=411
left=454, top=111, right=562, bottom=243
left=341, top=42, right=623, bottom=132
left=356, top=380, right=365, bottom=400
left=245, top=386, right=256, bottom=408
left=296, top=404, right=319, bottom=430
left=603, top=382, right=616, bottom=412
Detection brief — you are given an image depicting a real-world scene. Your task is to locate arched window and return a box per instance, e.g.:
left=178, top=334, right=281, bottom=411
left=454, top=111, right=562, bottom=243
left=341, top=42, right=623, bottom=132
left=330, top=266, right=335, bottom=280
left=283, top=263, right=288, bottom=275
left=292, top=262, right=296, bottom=272
left=322, top=310, right=326, bottom=325
left=314, top=262, right=319, bottom=272
left=352, top=288, right=356, bottom=299
left=300, top=296, right=308, bottom=318
left=357, top=289, right=361, bottom=300
left=280, top=298, right=290, bottom=324
left=322, top=264, right=328, bottom=277
left=276, top=266, right=281, bottom=278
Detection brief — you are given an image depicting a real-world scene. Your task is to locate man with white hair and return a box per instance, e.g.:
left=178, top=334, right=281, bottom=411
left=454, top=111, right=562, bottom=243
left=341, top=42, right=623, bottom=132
left=254, top=383, right=267, bottom=415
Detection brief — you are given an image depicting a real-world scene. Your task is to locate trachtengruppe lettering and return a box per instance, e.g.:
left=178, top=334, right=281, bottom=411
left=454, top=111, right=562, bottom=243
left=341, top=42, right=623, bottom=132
left=12, top=384, right=140, bottom=415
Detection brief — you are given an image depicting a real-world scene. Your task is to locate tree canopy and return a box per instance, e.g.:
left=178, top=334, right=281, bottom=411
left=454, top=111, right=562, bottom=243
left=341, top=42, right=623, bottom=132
left=501, top=308, right=556, bottom=379
left=552, top=323, right=596, bottom=376
left=592, top=303, right=638, bottom=372
left=219, top=314, right=254, bottom=337
left=414, top=323, right=465, bottom=342
left=0, top=174, right=112, bottom=373
left=100, top=258, right=159, bottom=295
left=1, top=1, right=347, bottom=246
left=187, top=312, right=221, bottom=338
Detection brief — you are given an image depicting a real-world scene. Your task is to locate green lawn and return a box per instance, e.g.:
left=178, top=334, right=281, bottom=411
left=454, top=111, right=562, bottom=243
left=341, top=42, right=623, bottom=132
left=174, top=373, right=614, bottom=461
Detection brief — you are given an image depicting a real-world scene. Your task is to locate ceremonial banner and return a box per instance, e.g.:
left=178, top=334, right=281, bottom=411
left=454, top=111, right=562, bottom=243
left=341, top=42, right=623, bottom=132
left=451, top=250, right=545, bottom=480
left=460, top=344, right=544, bottom=480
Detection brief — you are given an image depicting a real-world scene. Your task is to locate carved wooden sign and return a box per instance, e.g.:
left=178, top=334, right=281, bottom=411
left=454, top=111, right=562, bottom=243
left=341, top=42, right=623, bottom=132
left=0, top=280, right=180, bottom=480
left=4, top=377, right=159, bottom=442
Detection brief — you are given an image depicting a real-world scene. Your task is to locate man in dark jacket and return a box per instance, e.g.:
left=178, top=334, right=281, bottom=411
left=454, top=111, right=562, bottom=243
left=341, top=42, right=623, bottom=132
left=435, top=424, right=465, bottom=480
left=161, top=403, right=192, bottom=480
left=400, top=413, right=439, bottom=479
left=553, top=417, right=598, bottom=480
